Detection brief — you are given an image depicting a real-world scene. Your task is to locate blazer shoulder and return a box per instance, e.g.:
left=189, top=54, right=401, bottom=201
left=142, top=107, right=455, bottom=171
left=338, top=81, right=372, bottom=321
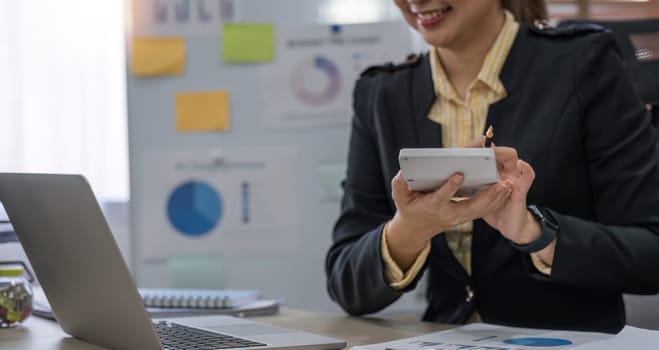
left=523, top=20, right=618, bottom=58
left=358, top=53, right=425, bottom=79
left=527, top=20, right=607, bottom=39
left=352, top=53, right=428, bottom=126
left=353, top=53, right=426, bottom=106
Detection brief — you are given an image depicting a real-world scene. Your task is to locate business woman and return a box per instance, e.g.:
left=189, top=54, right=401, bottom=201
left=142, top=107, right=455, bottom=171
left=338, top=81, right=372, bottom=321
left=326, top=0, right=659, bottom=333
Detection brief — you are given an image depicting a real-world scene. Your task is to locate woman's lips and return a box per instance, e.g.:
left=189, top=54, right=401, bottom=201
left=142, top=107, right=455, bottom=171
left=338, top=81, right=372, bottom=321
left=415, top=7, right=452, bottom=28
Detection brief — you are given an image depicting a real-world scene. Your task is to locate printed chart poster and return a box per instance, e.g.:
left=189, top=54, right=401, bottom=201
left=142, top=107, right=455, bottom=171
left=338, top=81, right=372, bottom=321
left=140, top=148, right=299, bottom=260
left=261, top=22, right=412, bottom=129
left=132, top=0, right=236, bottom=37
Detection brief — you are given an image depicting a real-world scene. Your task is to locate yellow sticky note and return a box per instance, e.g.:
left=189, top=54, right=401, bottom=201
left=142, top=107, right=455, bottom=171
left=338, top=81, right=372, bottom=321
left=222, top=23, right=275, bottom=62
left=176, top=91, right=230, bottom=132
left=132, top=37, right=185, bottom=76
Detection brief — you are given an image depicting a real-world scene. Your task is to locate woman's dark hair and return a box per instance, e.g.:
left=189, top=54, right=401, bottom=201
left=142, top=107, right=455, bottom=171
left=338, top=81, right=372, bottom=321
left=501, top=0, right=548, bottom=23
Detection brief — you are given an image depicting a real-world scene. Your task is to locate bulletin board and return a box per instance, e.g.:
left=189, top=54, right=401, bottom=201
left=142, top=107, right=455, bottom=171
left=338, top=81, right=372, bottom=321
left=126, top=0, right=423, bottom=312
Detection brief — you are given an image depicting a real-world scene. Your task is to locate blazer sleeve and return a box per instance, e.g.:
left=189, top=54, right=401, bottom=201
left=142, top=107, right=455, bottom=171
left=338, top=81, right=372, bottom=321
left=325, top=74, right=425, bottom=315
left=544, top=32, right=659, bottom=294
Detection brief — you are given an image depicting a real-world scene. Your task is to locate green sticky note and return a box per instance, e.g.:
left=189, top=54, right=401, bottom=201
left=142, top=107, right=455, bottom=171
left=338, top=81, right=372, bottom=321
left=222, top=23, right=275, bottom=63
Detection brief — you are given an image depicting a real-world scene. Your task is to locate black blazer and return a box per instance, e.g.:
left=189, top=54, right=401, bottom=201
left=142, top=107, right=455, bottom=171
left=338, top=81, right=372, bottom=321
left=326, top=23, right=659, bottom=334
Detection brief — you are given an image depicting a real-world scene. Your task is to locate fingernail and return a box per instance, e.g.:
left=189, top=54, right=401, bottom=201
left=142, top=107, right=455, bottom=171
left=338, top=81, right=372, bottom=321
left=452, top=175, right=464, bottom=184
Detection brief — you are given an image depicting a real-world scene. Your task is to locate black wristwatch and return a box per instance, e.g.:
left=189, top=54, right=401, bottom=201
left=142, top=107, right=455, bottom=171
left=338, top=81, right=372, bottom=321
left=510, top=205, right=558, bottom=253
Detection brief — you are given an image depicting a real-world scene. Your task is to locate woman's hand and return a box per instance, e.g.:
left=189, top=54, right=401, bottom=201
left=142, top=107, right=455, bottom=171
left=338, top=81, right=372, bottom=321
left=465, top=137, right=520, bottom=182
left=464, top=137, right=540, bottom=243
left=482, top=159, right=541, bottom=244
left=386, top=170, right=512, bottom=270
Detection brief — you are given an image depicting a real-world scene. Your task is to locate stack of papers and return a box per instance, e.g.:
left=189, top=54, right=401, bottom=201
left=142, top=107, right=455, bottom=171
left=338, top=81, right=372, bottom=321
left=352, top=323, right=659, bottom=350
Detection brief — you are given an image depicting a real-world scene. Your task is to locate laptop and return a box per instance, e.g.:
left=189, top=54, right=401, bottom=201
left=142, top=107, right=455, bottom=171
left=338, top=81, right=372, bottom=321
left=0, top=173, right=346, bottom=350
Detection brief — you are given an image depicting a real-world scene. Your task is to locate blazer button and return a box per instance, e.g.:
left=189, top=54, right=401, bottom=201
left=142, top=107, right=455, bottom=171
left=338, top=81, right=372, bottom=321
left=465, top=285, right=475, bottom=302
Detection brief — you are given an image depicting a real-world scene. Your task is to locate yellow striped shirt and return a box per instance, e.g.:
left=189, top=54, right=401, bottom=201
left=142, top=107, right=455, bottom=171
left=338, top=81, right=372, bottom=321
left=429, top=10, right=518, bottom=150
left=382, top=10, right=519, bottom=287
left=430, top=10, right=519, bottom=274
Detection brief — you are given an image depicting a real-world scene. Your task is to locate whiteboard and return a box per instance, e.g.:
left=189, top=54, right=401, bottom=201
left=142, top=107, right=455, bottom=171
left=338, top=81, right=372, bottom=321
left=127, top=0, right=427, bottom=313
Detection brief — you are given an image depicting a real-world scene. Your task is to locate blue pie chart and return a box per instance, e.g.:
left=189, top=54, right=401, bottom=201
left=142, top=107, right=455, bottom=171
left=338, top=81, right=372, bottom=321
left=503, top=338, right=573, bottom=347
left=167, top=180, right=222, bottom=236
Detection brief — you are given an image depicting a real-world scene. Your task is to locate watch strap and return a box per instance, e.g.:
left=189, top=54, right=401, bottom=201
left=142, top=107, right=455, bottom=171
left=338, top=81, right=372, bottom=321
left=511, top=205, right=558, bottom=253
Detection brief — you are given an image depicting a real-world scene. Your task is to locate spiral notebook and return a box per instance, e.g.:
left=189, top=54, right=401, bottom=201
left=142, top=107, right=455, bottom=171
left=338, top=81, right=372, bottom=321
left=137, top=288, right=260, bottom=308
left=32, top=286, right=279, bottom=320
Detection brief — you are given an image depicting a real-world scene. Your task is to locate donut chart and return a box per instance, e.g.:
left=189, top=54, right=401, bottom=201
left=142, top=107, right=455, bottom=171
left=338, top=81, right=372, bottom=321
left=167, top=180, right=222, bottom=236
left=290, top=56, right=341, bottom=106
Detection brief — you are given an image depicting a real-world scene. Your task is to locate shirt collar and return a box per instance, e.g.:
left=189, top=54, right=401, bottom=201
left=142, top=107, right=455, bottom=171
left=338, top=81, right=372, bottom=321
left=429, top=10, right=519, bottom=99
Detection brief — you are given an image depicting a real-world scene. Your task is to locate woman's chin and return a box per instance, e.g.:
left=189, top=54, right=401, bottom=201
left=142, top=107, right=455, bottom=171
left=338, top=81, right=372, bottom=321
left=420, top=33, right=452, bottom=48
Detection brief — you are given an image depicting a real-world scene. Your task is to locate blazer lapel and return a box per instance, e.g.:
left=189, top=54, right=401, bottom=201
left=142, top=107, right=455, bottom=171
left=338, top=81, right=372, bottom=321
left=411, top=53, right=443, bottom=148
left=485, top=26, right=537, bottom=141
left=408, top=53, right=471, bottom=281
left=474, top=26, right=539, bottom=276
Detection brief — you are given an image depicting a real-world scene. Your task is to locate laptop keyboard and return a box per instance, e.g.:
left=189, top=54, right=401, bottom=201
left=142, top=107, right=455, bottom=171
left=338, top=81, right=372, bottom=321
left=154, top=321, right=267, bottom=350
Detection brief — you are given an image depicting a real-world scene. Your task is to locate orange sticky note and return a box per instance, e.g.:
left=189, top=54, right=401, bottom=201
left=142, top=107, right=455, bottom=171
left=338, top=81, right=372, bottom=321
left=176, top=91, right=230, bottom=131
left=132, top=37, right=185, bottom=76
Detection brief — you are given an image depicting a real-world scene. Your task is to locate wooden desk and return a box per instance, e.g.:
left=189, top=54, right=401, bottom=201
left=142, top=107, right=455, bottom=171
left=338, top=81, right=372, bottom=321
left=0, top=308, right=451, bottom=349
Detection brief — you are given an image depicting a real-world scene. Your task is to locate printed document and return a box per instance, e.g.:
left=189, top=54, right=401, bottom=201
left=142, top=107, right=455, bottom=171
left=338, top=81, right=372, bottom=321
left=351, top=323, right=659, bottom=350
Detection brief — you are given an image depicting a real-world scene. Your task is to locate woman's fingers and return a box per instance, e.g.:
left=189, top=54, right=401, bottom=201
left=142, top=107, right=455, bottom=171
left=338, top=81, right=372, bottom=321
left=493, top=147, right=522, bottom=179
left=464, top=136, right=485, bottom=148
left=457, top=181, right=511, bottom=215
left=430, top=173, right=464, bottom=204
left=515, top=159, right=536, bottom=195
left=391, top=171, right=411, bottom=204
